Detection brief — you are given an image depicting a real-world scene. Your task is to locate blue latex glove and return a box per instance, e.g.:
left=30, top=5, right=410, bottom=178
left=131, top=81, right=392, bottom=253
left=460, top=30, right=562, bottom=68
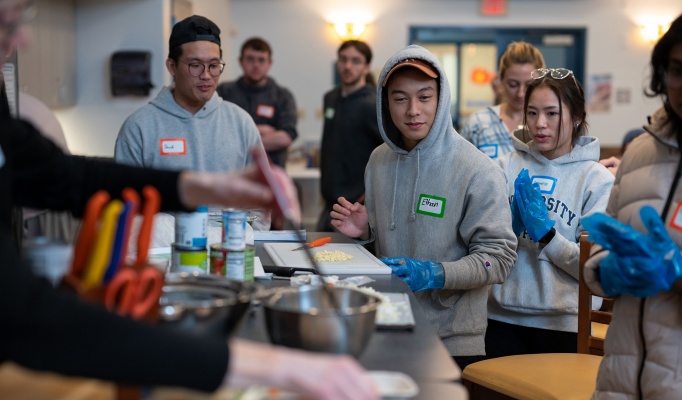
left=582, top=206, right=682, bottom=297
left=380, top=257, right=445, bottom=292
left=514, top=169, right=555, bottom=242
left=510, top=194, right=525, bottom=236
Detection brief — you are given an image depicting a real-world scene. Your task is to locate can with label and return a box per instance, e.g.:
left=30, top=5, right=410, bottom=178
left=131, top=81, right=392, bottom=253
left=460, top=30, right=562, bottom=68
left=171, top=243, right=208, bottom=274
left=22, top=236, right=72, bottom=287
left=175, top=206, right=208, bottom=248
left=222, top=208, right=247, bottom=250
left=209, top=243, right=228, bottom=277
left=209, top=243, right=254, bottom=282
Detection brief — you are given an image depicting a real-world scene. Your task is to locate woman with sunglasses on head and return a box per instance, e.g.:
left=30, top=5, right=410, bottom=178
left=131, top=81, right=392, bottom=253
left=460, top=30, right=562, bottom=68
left=581, top=14, right=682, bottom=399
left=485, top=67, right=614, bottom=358
left=460, top=41, right=545, bottom=159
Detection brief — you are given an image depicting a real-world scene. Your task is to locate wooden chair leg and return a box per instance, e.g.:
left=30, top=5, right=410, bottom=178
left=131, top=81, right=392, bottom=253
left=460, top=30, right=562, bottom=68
left=463, top=378, right=517, bottom=400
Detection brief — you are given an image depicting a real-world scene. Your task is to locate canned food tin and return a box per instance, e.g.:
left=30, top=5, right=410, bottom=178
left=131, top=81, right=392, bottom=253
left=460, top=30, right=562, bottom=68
left=22, top=236, right=72, bottom=286
left=222, top=209, right=247, bottom=250
left=209, top=243, right=254, bottom=282
left=209, top=243, right=228, bottom=277
left=175, top=206, right=208, bottom=248
left=171, top=243, right=208, bottom=274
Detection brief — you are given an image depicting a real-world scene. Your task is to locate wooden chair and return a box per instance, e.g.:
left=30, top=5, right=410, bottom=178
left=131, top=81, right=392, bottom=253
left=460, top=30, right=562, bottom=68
left=462, top=232, right=612, bottom=400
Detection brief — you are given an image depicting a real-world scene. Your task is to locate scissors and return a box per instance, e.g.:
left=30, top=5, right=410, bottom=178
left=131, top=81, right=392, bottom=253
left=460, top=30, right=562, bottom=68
left=104, top=266, right=163, bottom=320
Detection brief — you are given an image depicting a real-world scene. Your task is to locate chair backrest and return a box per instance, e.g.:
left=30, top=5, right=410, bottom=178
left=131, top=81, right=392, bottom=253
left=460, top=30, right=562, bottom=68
left=577, top=231, right=613, bottom=356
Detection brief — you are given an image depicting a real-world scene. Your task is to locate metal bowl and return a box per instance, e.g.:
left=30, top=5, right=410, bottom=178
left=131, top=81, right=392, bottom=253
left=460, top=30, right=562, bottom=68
left=263, top=285, right=381, bottom=358
left=159, top=272, right=264, bottom=338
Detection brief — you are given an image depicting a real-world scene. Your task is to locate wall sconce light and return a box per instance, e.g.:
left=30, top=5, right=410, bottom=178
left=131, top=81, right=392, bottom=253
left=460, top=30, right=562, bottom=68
left=332, top=22, right=367, bottom=41
left=641, top=23, right=670, bottom=44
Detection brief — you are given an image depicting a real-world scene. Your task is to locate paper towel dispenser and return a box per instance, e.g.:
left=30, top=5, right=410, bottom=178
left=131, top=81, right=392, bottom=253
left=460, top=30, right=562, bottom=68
left=110, top=51, right=153, bottom=96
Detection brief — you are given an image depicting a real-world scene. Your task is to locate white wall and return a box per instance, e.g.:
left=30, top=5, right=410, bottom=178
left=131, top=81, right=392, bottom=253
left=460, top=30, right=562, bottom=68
left=227, top=0, right=681, bottom=147
left=54, top=0, right=681, bottom=156
left=54, top=0, right=230, bottom=157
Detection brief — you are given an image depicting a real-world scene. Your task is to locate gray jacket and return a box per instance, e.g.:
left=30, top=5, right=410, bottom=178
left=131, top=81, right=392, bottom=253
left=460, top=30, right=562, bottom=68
left=366, top=45, right=518, bottom=356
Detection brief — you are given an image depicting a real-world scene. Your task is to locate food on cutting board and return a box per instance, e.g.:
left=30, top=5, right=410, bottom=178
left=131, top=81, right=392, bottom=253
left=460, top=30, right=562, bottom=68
left=349, top=286, right=402, bottom=324
left=308, top=249, right=353, bottom=262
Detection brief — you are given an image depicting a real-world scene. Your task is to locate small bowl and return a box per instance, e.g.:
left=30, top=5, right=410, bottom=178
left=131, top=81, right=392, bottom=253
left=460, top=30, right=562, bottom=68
left=263, top=285, right=381, bottom=358
left=159, top=272, right=264, bottom=338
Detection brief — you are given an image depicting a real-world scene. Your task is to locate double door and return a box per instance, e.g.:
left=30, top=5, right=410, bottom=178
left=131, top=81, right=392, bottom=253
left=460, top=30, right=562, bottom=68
left=410, top=26, right=586, bottom=129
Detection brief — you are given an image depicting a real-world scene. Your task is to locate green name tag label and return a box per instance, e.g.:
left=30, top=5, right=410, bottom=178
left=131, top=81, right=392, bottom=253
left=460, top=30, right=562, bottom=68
left=416, top=194, right=446, bottom=218
left=324, top=107, right=335, bottom=119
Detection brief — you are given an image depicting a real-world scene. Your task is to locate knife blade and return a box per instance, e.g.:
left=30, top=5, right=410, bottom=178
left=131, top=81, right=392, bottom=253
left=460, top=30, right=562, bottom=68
left=291, top=236, right=332, bottom=251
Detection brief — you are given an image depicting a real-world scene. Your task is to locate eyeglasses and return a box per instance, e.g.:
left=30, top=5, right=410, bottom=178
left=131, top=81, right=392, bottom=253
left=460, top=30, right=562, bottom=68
left=531, top=68, right=574, bottom=80
left=180, top=60, right=225, bottom=77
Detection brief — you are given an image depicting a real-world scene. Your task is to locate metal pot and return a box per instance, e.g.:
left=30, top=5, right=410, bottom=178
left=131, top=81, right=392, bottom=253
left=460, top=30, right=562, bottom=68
left=159, top=272, right=264, bottom=338
left=263, top=285, right=381, bottom=358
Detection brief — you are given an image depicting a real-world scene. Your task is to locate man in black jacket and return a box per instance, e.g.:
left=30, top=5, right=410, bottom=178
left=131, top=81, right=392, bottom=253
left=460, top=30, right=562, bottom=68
left=317, top=40, right=383, bottom=232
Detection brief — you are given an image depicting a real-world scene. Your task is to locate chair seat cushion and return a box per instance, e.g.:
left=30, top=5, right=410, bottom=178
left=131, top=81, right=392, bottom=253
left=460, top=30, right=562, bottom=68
left=463, top=353, right=602, bottom=400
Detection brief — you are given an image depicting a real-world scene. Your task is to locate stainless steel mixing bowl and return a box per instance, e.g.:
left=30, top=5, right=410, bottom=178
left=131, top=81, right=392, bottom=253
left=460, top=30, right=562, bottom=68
left=159, top=272, right=264, bottom=338
left=263, top=285, right=381, bottom=358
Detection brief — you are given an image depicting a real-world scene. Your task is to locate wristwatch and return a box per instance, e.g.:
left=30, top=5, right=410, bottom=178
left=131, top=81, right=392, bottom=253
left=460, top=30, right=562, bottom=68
left=539, top=227, right=556, bottom=246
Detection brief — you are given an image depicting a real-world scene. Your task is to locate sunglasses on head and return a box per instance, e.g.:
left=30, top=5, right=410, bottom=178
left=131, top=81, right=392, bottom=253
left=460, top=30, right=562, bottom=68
left=530, top=68, right=574, bottom=80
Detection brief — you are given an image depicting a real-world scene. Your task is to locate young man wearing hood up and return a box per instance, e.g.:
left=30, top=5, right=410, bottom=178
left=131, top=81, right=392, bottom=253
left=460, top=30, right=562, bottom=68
left=331, top=45, right=518, bottom=369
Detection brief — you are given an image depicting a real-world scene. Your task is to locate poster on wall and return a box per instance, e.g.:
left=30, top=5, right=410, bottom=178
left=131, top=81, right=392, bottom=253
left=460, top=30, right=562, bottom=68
left=586, top=74, right=612, bottom=113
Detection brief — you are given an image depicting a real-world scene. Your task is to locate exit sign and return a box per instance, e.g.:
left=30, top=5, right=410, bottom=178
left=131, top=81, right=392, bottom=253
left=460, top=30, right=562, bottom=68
left=481, top=0, right=507, bottom=16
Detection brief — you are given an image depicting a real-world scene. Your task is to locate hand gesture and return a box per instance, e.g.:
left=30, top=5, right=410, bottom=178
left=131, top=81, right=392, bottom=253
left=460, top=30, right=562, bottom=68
left=380, top=257, right=444, bottom=292
left=331, top=197, right=369, bottom=239
left=582, top=206, right=682, bottom=297
left=514, top=169, right=555, bottom=242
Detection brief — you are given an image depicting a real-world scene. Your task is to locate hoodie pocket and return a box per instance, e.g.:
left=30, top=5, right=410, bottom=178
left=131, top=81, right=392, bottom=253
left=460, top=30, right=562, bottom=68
left=431, top=289, right=486, bottom=336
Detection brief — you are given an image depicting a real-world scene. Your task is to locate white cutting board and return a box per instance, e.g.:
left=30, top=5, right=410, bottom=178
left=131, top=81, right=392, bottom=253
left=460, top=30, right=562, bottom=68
left=263, top=243, right=391, bottom=274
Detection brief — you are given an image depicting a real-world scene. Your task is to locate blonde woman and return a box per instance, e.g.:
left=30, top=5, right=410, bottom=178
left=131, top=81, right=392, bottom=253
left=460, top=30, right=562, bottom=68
left=460, top=42, right=545, bottom=159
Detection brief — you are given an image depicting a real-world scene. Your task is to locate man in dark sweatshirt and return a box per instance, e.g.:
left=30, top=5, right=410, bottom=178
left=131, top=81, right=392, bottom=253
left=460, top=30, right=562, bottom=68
left=317, top=40, right=383, bottom=232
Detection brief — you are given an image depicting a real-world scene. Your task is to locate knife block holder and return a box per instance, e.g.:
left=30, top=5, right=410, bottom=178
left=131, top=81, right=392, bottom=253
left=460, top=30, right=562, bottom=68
left=59, top=265, right=160, bottom=400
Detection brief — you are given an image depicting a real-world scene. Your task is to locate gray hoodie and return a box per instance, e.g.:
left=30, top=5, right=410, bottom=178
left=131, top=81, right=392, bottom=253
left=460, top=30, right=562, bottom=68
left=367, top=45, right=518, bottom=356
left=490, top=129, right=614, bottom=333
left=114, top=86, right=262, bottom=172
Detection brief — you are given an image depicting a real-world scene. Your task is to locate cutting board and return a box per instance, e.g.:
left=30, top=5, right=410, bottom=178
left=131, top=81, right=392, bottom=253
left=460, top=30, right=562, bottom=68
left=263, top=243, right=391, bottom=274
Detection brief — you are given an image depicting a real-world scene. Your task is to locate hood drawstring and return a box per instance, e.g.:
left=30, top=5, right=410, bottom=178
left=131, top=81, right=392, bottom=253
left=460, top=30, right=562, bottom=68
left=389, top=150, right=421, bottom=230
left=389, top=155, right=400, bottom=230
left=410, top=149, right=420, bottom=221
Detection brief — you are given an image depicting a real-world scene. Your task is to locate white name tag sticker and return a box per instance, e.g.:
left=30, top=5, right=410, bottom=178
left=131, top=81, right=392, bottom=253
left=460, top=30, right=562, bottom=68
left=416, top=194, right=446, bottom=218
left=160, top=138, right=186, bottom=156
left=324, top=107, right=335, bottom=119
left=256, top=104, right=275, bottom=118
left=531, top=175, right=557, bottom=194
left=670, top=201, right=682, bottom=232
left=478, top=144, right=498, bottom=159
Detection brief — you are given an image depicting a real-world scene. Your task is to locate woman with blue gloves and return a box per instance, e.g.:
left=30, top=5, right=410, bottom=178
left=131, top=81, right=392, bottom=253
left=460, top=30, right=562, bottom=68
left=485, top=67, right=614, bottom=358
left=331, top=45, right=517, bottom=370
left=581, top=14, right=682, bottom=399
